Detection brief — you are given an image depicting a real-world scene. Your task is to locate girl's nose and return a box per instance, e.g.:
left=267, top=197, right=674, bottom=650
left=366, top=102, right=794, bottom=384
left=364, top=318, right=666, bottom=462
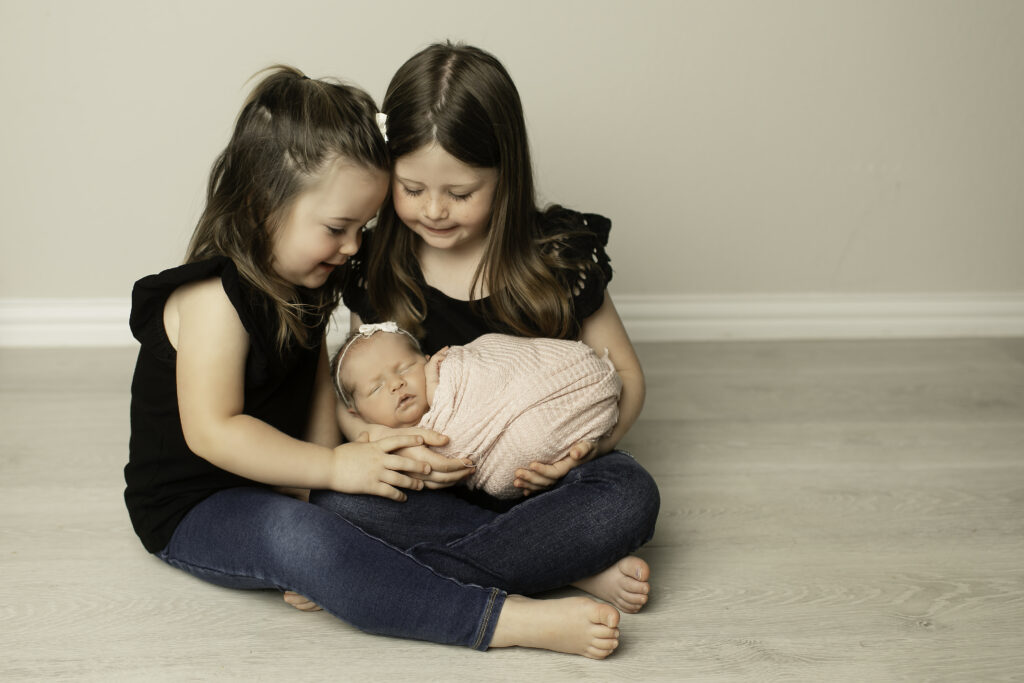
left=389, top=376, right=406, bottom=392
left=338, top=238, right=358, bottom=256
left=424, top=196, right=448, bottom=221
left=339, top=231, right=361, bottom=256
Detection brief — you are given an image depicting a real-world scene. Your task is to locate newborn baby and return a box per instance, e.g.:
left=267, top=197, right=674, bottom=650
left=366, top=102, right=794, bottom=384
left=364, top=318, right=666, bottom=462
left=333, top=322, right=622, bottom=498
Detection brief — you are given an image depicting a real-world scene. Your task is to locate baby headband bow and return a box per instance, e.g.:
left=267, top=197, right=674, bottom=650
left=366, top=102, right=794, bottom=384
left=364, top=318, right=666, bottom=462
left=375, top=113, right=388, bottom=142
left=331, top=322, right=421, bottom=405
left=358, top=321, right=399, bottom=336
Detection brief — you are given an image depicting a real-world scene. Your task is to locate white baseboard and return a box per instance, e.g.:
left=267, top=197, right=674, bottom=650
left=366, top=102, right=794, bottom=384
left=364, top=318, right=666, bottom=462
left=2, top=294, right=1023, bottom=347
left=612, top=293, right=1024, bottom=341
left=0, top=299, right=135, bottom=347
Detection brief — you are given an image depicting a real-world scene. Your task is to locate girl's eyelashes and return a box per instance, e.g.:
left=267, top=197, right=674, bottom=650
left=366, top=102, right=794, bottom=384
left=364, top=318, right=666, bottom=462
left=399, top=185, right=473, bottom=202
left=326, top=221, right=374, bottom=236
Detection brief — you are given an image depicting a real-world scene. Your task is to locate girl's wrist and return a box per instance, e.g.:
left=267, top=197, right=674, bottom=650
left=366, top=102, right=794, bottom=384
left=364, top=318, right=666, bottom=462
left=317, top=444, right=346, bottom=490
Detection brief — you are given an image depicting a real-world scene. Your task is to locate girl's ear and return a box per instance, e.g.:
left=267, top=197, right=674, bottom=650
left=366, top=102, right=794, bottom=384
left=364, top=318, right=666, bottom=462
left=346, top=406, right=359, bottom=416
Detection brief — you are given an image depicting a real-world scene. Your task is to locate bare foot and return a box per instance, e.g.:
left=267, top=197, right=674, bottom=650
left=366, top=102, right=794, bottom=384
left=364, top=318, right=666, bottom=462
left=572, top=556, right=651, bottom=613
left=283, top=591, right=322, bottom=611
left=490, top=595, right=620, bottom=659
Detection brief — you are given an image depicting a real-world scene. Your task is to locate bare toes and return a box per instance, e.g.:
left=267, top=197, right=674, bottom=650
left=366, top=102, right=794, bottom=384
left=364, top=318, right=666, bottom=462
left=596, top=603, right=620, bottom=628
left=624, top=576, right=649, bottom=593
left=620, top=556, right=650, bottom=582
left=587, top=640, right=619, bottom=659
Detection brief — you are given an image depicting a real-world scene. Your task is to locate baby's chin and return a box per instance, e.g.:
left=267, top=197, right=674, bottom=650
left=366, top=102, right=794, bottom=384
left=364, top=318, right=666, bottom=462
left=361, top=402, right=426, bottom=428
left=394, top=411, right=426, bottom=428
left=376, top=411, right=425, bottom=429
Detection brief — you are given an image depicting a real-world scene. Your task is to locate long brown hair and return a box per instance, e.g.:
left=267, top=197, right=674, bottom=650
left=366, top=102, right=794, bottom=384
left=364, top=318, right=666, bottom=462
left=186, top=66, right=388, bottom=351
left=364, top=43, right=602, bottom=340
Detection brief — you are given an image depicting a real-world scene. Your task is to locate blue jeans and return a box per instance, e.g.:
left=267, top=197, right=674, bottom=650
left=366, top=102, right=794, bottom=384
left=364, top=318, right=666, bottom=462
left=309, top=452, right=660, bottom=595
left=157, top=487, right=503, bottom=650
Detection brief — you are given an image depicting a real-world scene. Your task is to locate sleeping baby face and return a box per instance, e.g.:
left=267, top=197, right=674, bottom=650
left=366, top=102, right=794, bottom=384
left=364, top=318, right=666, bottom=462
left=339, top=332, right=430, bottom=428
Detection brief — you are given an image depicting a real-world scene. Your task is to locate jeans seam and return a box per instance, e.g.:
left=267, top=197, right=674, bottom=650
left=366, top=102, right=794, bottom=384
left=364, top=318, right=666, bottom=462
left=160, top=550, right=279, bottom=589
left=472, top=588, right=502, bottom=650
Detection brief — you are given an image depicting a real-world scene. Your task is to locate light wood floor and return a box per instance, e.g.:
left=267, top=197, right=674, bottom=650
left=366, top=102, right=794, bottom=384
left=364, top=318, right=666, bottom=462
left=2, top=339, right=1023, bottom=681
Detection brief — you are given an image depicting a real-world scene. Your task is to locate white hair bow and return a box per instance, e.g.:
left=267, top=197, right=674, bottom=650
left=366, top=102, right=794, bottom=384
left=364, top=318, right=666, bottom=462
left=332, top=321, right=421, bottom=405
left=358, top=321, right=398, bottom=336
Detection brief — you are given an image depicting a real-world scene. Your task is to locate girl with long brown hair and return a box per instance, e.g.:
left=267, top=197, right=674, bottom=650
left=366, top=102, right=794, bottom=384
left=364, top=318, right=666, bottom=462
left=316, top=42, right=660, bottom=621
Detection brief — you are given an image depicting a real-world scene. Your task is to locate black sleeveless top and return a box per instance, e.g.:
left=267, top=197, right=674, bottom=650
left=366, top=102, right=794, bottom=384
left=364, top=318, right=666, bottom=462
left=124, top=257, right=326, bottom=553
left=343, top=207, right=614, bottom=353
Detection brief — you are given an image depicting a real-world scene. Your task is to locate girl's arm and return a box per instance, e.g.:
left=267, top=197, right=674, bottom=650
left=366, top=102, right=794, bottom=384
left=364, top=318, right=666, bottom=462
left=514, top=292, right=645, bottom=494
left=306, top=340, right=343, bottom=448
left=277, top=340, right=341, bottom=501
left=174, top=279, right=427, bottom=500
left=579, top=292, right=645, bottom=453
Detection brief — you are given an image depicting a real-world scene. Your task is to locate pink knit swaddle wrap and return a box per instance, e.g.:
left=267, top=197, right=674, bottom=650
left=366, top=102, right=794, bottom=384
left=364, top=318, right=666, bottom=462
left=418, top=334, right=622, bottom=499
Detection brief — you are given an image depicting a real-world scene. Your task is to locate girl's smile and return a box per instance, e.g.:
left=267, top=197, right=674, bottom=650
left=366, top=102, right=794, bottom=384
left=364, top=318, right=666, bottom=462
left=392, top=143, right=498, bottom=255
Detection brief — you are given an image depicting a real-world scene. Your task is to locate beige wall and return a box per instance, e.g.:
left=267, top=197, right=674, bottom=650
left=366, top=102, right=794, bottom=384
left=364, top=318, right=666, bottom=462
left=2, top=0, right=1022, bottom=300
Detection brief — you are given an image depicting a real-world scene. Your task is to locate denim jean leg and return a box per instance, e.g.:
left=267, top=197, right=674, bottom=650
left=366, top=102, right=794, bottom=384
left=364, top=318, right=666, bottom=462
left=315, top=453, right=660, bottom=596
left=403, top=452, right=661, bottom=595
left=157, top=487, right=504, bottom=650
left=309, top=486, right=500, bottom=550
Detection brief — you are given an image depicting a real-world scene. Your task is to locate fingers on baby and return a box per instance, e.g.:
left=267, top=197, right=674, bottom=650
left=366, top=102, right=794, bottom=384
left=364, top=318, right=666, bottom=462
left=565, top=439, right=597, bottom=460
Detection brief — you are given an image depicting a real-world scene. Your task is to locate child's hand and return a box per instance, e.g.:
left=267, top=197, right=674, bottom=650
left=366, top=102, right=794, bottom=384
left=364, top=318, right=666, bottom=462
left=394, top=429, right=475, bottom=490
left=407, top=450, right=475, bottom=490
left=329, top=432, right=432, bottom=501
left=352, top=426, right=473, bottom=490
left=373, top=423, right=475, bottom=489
left=513, top=440, right=601, bottom=496
left=567, top=439, right=605, bottom=461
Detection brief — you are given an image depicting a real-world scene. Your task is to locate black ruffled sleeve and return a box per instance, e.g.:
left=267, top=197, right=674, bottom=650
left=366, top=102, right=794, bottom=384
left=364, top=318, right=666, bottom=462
left=130, top=257, right=240, bottom=362
left=538, top=206, right=614, bottom=326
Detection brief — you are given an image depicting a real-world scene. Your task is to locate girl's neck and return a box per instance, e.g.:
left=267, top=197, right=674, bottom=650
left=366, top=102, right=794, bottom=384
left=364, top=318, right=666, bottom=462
left=417, top=239, right=489, bottom=301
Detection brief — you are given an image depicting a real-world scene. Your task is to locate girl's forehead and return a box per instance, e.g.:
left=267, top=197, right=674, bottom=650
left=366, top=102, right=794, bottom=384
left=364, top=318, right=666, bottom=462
left=395, top=143, right=493, bottom=183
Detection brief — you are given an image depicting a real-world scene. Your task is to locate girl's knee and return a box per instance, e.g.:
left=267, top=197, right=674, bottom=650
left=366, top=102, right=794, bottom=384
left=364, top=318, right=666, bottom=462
left=593, top=452, right=660, bottom=537
left=598, top=452, right=659, bottom=497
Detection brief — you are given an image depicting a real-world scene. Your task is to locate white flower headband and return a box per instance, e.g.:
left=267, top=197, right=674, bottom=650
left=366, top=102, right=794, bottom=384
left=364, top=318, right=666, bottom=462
left=331, top=322, right=421, bottom=406
left=375, top=112, right=388, bottom=142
